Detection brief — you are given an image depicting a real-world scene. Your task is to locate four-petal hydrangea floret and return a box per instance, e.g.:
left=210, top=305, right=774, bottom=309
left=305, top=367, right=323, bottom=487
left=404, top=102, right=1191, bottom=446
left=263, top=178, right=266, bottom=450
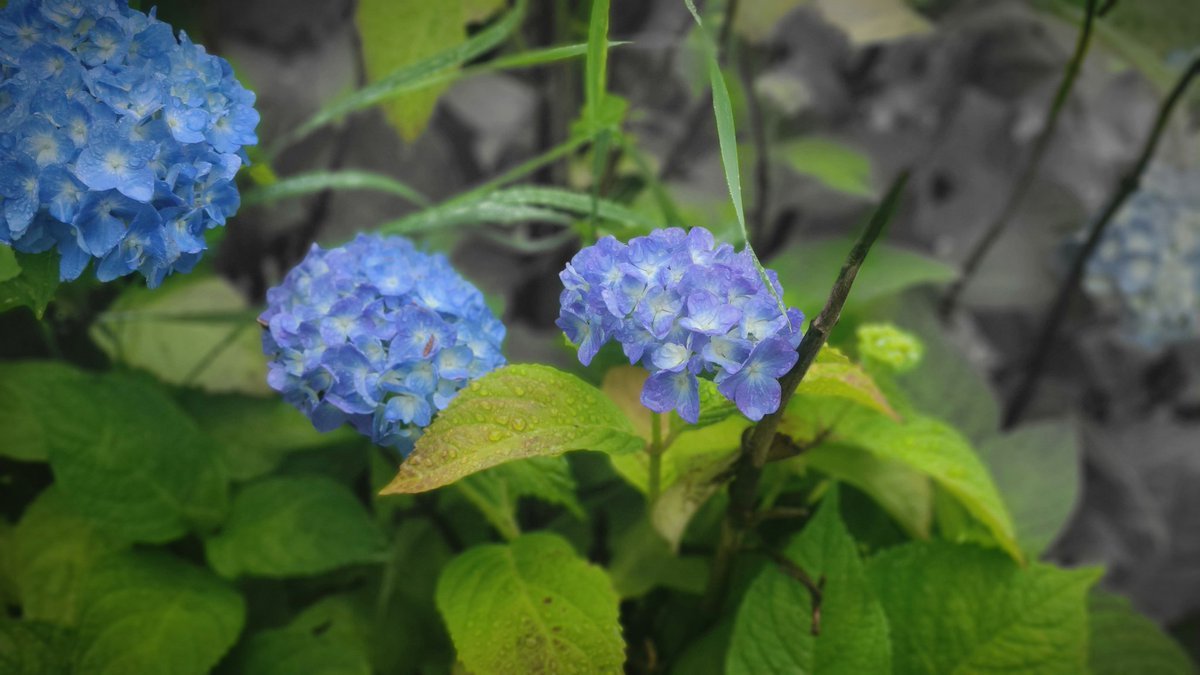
left=558, top=227, right=804, bottom=423
left=1082, top=163, right=1200, bottom=348
left=0, top=0, right=258, bottom=286
left=261, top=234, right=506, bottom=452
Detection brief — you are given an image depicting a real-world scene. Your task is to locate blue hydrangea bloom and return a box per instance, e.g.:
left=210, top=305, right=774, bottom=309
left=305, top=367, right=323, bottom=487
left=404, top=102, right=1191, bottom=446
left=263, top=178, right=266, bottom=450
left=558, top=227, right=804, bottom=422
left=261, top=234, right=507, bottom=452
left=1082, top=164, right=1200, bottom=348
left=0, top=0, right=258, bottom=287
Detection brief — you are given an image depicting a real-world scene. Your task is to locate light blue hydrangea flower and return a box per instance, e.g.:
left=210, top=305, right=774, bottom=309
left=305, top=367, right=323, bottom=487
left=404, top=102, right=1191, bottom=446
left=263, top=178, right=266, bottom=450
left=1082, top=164, right=1200, bottom=348
left=0, top=0, right=258, bottom=286
left=557, top=227, right=804, bottom=423
left=261, top=234, right=507, bottom=452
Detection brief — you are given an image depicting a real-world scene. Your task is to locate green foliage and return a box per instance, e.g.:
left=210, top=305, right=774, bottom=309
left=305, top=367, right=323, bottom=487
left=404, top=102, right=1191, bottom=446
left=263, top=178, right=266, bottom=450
left=797, top=347, right=899, bottom=419
left=867, top=542, right=1101, bottom=674
left=0, top=620, right=73, bottom=675
left=204, top=476, right=386, bottom=578
left=10, top=488, right=128, bottom=626
left=1088, top=591, right=1198, bottom=675
left=4, top=362, right=229, bottom=543
left=727, top=488, right=892, bottom=674
left=0, top=361, right=83, bottom=462
left=0, top=250, right=59, bottom=319
left=436, top=532, right=625, bottom=674
left=381, top=364, right=643, bottom=494
left=776, top=137, right=875, bottom=197
left=90, top=274, right=268, bottom=395
left=607, top=519, right=708, bottom=598
left=357, top=0, right=466, bottom=140
left=783, top=397, right=1021, bottom=560
left=801, top=443, right=932, bottom=539
left=243, top=170, right=431, bottom=208
left=456, top=456, right=584, bottom=540
left=72, top=551, right=244, bottom=675
left=856, top=323, right=923, bottom=373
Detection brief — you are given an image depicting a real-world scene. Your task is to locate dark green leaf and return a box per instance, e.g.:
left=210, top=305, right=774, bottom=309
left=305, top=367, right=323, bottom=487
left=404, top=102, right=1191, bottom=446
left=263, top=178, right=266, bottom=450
left=457, top=456, right=584, bottom=539
left=802, top=443, right=932, bottom=539
left=1088, top=590, right=1197, bottom=675
left=73, top=551, right=245, bottom=675
left=0, top=250, right=59, bottom=318
left=608, top=519, right=708, bottom=598
left=204, top=476, right=386, bottom=578
left=380, top=365, right=643, bottom=494
left=0, top=620, right=73, bottom=675
left=867, top=542, right=1100, bottom=674
left=436, top=533, right=625, bottom=674
left=727, top=488, right=891, bottom=674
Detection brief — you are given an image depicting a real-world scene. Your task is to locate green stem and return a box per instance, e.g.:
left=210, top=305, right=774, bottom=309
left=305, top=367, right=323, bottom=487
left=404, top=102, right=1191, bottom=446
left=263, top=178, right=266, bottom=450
left=647, top=412, right=664, bottom=505
left=703, top=171, right=910, bottom=613
left=941, top=0, right=1100, bottom=317
left=1003, top=55, right=1200, bottom=428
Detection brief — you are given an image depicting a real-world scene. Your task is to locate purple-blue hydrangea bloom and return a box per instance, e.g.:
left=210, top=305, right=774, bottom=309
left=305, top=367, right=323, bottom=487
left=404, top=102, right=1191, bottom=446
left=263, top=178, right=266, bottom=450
left=0, top=0, right=258, bottom=287
left=557, top=227, right=804, bottom=422
left=1081, top=163, right=1200, bottom=348
left=261, top=234, right=507, bottom=452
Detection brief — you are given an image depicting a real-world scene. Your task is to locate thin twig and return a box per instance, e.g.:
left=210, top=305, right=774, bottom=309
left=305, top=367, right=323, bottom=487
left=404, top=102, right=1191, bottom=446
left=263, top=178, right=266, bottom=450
left=1003, top=55, right=1200, bottom=428
left=940, top=0, right=1100, bottom=317
left=703, top=172, right=910, bottom=613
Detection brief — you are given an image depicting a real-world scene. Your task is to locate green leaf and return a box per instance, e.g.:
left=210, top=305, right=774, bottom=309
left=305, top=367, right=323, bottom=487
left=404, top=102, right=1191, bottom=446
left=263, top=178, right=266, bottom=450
left=457, top=456, right=584, bottom=540
left=601, top=365, right=738, bottom=447
left=204, top=476, right=386, bottom=578
left=809, top=0, right=932, bottom=45
left=380, top=364, right=643, bottom=494
left=242, top=170, right=431, bottom=208
left=977, top=420, right=1081, bottom=558
left=782, top=398, right=1020, bottom=560
left=436, top=533, right=625, bottom=674
left=357, top=0, right=466, bottom=140
left=608, top=519, right=708, bottom=598
left=11, top=488, right=128, bottom=625
left=0, top=250, right=58, bottom=318
left=90, top=274, right=268, bottom=395
left=801, top=443, right=932, bottom=539
left=735, top=0, right=807, bottom=42
left=177, top=391, right=359, bottom=482
left=867, top=542, right=1101, bottom=674
left=73, top=551, right=245, bottom=675
left=650, top=435, right=741, bottom=551
left=727, top=488, right=891, bottom=674
left=0, top=620, right=73, bottom=675
left=797, top=347, right=899, bottom=420
left=776, top=136, right=875, bottom=197
left=775, top=238, right=955, bottom=323
left=284, top=0, right=525, bottom=149
left=10, top=363, right=229, bottom=543
left=1088, top=591, right=1198, bottom=675
left=0, top=246, right=18, bottom=282
left=585, top=0, right=611, bottom=131
left=0, top=361, right=85, bottom=462
left=235, top=628, right=372, bottom=675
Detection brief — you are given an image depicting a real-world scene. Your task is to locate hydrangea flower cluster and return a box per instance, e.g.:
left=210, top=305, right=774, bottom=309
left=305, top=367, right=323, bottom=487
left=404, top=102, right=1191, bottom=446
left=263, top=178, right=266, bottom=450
left=1082, top=164, right=1200, bottom=348
left=261, top=234, right=506, bottom=452
left=558, top=227, right=805, bottom=423
left=0, top=0, right=258, bottom=286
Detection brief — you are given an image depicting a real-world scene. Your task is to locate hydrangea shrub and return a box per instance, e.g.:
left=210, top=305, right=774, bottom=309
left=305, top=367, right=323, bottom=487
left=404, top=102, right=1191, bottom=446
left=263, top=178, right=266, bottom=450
left=260, top=234, right=506, bottom=452
left=1083, top=164, right=1200, bottom=347
left=0, top=0, right=258, bottom=286
left=557, top=226, right=805, bottom=423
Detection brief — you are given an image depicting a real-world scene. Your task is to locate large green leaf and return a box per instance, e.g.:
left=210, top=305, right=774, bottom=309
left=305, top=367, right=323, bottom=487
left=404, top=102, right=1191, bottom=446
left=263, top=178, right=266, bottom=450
left=357, top=0, right=466, bottom=140
left=73, top=551, right=245, bottom=675
left=8, top=363, right=229, bottom=543
left=11, top=488, right=128, bottom=625
left=782, top=397, right=1020, bottom=560
left=727, top=488, right=891, bottom=674
left=977, top=420, right=1081, bottom=558
left=797, top=347, right=899, bottom=420
left=0, top=361, right=85, bottom=462
left=1088, top=591, right=1197, bottom=675
left=233, top=597, right=374, bottom=675
left=177, top=391, right=359, bottom=482
left=0, top=250, right=58, bottom=318
left=436, top=533, right=625, bottom=674
left=457, top=456, right=584, bottom=539
left=0, top=620, right=73, bottom=675
left=90, top=274, right=268, bottom=395
left=380, top=364, right=643, bottom=494
left=204, top=476, right=386, bottom=578
left=867, top=542, right=1100, bottom=674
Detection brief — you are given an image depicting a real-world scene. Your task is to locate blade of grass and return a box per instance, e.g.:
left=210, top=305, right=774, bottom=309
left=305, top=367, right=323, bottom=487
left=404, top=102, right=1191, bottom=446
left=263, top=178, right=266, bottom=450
left=242, top=170, right=431, bottom=208
left=453, top=134, right=590, bottom=203
left=271, top=0, right=527, bottom=156
left=684, top=0, right=788, bottom=321
left=585, top=0, right=613, bottom=244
